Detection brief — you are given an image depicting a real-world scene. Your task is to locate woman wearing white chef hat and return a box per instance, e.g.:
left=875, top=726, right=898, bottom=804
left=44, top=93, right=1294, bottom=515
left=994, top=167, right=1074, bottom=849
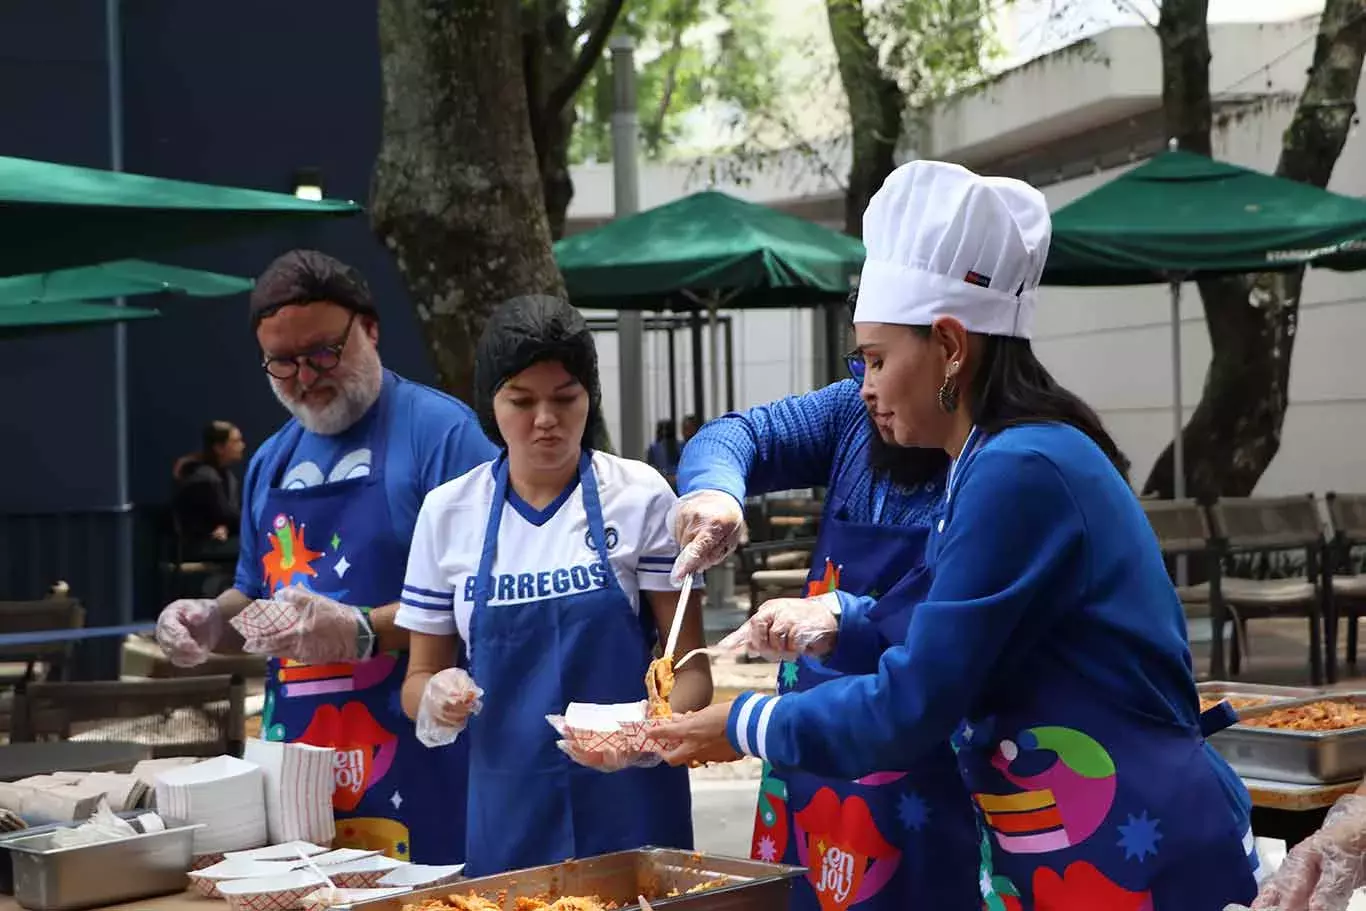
left=653, top=160, right=1261, bottom=910
left=394, top=295, right=711, bottom=876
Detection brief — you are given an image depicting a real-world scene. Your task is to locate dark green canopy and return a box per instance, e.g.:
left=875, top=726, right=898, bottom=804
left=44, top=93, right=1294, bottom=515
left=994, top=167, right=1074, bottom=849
left=0, top=300, right=160, bottom=335
left=0, top=155, right=361, bottom=277
left=1045, top=150, right=1366, bottom=286
left=0, top=259, right=253, bottom=305
left=553, top=190, right=864, bottom=310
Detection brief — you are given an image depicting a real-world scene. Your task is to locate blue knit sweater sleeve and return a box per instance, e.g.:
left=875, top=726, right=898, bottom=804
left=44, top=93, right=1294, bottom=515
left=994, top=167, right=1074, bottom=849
left=676, top=381, right=863, bottom=502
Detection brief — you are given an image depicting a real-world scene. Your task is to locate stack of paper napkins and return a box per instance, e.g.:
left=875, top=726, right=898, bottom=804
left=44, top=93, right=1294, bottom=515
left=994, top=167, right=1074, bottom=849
left=155, top=755, right=268, bottom=854
left=244, top=738, right=335, bottom=846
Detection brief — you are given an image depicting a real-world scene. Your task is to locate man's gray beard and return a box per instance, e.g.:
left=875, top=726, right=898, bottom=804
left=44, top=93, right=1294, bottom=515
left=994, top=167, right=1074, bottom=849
left=272, top=358, right=383, bottom=436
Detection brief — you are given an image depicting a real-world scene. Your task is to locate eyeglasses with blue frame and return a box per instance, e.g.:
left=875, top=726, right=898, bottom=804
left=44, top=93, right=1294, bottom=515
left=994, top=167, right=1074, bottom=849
left=845, top=351, right=866, bottom=382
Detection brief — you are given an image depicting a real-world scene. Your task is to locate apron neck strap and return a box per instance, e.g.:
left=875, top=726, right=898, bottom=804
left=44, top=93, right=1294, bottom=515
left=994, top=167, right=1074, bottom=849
left=946, top=425, right=983, bottom=504
left=473, top=451, right=610, bottom=612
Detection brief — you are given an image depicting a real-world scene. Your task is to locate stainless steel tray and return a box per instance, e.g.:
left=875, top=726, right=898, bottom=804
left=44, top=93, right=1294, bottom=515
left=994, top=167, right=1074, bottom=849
left=3, top=820, right=202, bottom=910
left=1208, top=692, right=1366, bottom=784
left=351, top=848, right=806, bottom=911
left=1197, top=681, right=1318, bottom=706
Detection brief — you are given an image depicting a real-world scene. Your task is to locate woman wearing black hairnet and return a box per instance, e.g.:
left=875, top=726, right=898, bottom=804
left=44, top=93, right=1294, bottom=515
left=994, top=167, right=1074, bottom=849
left=395, top=296, right=712, bottom=875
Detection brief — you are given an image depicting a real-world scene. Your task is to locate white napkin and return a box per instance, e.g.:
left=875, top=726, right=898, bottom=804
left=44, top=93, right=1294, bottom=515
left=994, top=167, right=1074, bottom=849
left=563, top=702, right=646, bottom=732
left=155, top=754, right=268, bottom=854
left=244, top=739, right=336, bottom=846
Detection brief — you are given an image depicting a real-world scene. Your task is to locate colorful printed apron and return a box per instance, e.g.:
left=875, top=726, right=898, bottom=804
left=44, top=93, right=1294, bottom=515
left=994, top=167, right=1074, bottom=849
left=251, top=387, right=469, bottom=864
left=461, top=452, right=693, bottom=876
left=938, top=428, right=1258, bottom=911
left=750, top=437, right=980, bottom=911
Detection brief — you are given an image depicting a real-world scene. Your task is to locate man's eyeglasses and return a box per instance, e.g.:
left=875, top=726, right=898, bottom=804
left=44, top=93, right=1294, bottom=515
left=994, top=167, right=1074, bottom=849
left=261, top=313, right=357, bottom=380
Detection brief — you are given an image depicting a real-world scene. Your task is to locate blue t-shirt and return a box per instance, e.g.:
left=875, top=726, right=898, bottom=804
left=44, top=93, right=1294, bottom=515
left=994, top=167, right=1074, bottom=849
left=233, top=370, right=498, bottom=598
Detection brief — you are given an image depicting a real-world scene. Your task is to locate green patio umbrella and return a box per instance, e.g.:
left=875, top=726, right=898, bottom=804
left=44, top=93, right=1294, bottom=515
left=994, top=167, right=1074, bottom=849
left=555, top=190, right=864, bottom=423
left=1042, top=148, right=1366, bottom=503
left=0, top=259, right=253, bottom=305
left=0, top=154, right=361, bottom=276
left=0, top=300, right=160, bottom=335
left=553, top=190, right=865, bottom=310
left=1046, top=150, right=1366, bottom=286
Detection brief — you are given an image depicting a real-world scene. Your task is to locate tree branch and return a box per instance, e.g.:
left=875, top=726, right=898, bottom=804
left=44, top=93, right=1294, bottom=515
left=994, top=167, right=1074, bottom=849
left=1274, top=0, right=1366, bottom=188
left=546, top=0, right=628, bottom=117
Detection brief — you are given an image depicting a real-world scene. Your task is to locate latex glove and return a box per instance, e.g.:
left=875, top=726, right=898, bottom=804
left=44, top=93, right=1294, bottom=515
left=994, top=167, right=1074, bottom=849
left=230, top=585, right=374, bottom=663
left=669, top=490, right=745, bottom=584
left=1253, top=793, right=1366, bottom=911
left=555, top=739, right=664, bottom=773
left=718, top=594, right=840, bottom=661
left=416, top=668, right=484, bottom=748
left=155, top=599, right=223, bottom=668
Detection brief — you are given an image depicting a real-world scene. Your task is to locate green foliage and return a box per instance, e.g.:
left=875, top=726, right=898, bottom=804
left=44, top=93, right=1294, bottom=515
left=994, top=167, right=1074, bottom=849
left=568, top=0, right=785, bottom=161
left=874, top=0, right=998, bottom=106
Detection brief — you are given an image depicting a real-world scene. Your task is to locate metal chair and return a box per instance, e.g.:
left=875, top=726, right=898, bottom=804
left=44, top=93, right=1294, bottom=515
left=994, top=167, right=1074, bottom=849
left=1140, top=498, right=1228, bottom=678
left=0, top=597, right=85, bottom=688
left=1324, top=492, right=1366, bottom=669
left=11, top=675, right=247, bottom=758
left=1195, top=496, right=1333, bottom=685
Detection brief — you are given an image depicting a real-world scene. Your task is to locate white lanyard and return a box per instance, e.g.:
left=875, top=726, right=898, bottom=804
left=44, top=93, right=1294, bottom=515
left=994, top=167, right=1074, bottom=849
left=945, top=425, right=984, bottom=506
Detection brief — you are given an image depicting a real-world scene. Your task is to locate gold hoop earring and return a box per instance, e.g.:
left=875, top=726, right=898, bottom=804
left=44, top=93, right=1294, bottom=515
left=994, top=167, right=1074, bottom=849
left=937, top=375, right=959, bottom=413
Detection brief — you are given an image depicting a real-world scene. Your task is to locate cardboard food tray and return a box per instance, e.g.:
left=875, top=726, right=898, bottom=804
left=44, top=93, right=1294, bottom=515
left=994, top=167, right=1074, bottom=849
left=1208, top=691, right=1366, bottom=784
left=348, top=848, right=806, bottom=911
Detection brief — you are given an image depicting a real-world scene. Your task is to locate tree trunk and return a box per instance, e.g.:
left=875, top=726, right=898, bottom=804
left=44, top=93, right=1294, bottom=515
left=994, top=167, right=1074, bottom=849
left=523, top=0, right=628, bottom=239
left=1143, top=0, right=1366, bottom=499
left=826, top=0, right=903, bottom=238
left=372, top=0, right=565, bottom=404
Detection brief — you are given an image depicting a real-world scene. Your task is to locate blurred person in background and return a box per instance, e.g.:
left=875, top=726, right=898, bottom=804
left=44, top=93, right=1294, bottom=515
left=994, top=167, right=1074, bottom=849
left=172, top=420, right=245, bottom=562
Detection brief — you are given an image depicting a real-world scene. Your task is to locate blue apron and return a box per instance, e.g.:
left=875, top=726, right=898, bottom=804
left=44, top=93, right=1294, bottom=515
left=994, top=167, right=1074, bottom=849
left=938, top=428, right=1258, bottom=911
left=462, top=451, right=693, bottom=876
left=251, top=386, right=468, bottom=864
left=750, top=438, right=979, bottom=911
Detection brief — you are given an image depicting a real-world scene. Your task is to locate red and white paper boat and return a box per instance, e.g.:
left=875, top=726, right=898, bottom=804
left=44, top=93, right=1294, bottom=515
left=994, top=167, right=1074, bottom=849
left=547, top=702, right=677, bottom=756
left=218, top=871, right=328, bottom=911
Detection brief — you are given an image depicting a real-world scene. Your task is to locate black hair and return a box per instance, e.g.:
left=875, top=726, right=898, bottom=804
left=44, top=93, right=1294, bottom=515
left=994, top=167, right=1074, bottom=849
left=201, top=420, right=238, bottom=465
left=911, top=326, right=1130, bottom=478
left=474, top=295, right=608, bottom=451
left=845, top=288, right=951, bottom=487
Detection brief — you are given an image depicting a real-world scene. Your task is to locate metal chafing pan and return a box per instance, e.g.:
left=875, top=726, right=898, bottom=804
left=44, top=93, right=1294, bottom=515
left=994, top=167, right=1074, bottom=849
left=1196, top=681, right=1318, bottom=708
left=1207, top=691, right=1366, bottom=784
left=1, top=819, right=202, bottom=910
left=350, top=848, right=806, bottom=911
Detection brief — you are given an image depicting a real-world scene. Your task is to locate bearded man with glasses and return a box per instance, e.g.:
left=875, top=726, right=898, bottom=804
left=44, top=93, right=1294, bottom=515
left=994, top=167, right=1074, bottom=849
left=153, top=249, right=496, bottom=865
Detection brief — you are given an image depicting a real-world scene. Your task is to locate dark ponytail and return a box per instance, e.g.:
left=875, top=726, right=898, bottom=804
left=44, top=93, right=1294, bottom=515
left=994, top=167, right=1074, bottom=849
left=911, top=327, right=1131, bottom=479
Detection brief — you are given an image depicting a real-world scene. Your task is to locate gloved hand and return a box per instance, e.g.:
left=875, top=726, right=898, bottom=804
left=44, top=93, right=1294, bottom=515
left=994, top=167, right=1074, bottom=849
left=669, top=490, right=746, bottom=584
left=230, top=586, right=374, bottom=664
left=1253, top=793, right=1366, bottom=911
left=555, top=739, right=664, bottom=773
left=718, top=594, right=840, bottom=661
left=155, top=599, right=223, bottom=668
left=416, top=668, right=484, bottom=748
left=544, top=715, right=663, bottom=773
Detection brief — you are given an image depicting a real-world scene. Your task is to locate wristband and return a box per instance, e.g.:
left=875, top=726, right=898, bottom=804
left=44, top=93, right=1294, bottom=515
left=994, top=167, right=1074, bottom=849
left=356, top=609, right=377, bottom=660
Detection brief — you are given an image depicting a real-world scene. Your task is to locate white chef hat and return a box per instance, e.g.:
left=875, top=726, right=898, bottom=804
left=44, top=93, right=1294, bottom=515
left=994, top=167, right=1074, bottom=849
left=853, top=160, right=1051, bottom=339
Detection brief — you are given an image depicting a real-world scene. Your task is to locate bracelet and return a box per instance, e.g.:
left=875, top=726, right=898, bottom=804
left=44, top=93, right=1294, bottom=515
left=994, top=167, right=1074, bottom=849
left=356, top=609, right=377, bottom=660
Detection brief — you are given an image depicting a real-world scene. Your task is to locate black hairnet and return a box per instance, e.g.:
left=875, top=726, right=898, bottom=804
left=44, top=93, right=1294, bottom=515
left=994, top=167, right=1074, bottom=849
left=250, top=250, right=376, bottom=328
left=474, top=295, right=606, bottom=450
